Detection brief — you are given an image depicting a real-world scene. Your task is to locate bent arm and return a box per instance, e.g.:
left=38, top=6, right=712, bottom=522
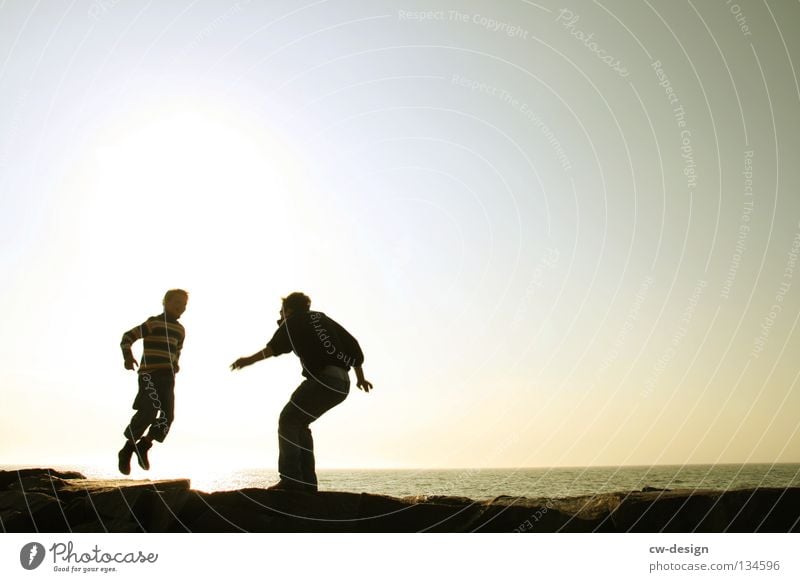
left=230, top=345, right=274, bottom=370
left=120, top=322, right=147, bottom=369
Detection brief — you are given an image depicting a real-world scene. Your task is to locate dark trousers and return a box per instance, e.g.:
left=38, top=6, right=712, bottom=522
left=124, top=370, right=175, bottom=443
left=278, top=366, right=349, bottom=488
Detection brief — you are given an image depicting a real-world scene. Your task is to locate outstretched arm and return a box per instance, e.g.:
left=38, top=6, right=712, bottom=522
left=230, top=345, right=274, bottom=370
left=354, top=366, right=373, bottom=392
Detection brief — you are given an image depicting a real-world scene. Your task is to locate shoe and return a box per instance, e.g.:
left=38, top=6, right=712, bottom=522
left=117, top=441, right=135, bottom=475
left=134, top=438, right=152, bottom=470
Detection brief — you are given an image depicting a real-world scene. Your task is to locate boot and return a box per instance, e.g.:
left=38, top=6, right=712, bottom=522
left=134, top=437, right=153, bottom=470
left=117, top=441, right=135, bottom=475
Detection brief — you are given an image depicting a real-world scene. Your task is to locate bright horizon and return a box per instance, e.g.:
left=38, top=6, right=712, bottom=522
left=2, top=0, right=799, bottom=475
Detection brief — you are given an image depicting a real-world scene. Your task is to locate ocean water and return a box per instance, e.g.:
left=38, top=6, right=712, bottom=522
left=5, top=463, right=800, bottom=500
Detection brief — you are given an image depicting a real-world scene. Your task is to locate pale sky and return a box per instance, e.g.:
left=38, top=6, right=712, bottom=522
left=1, top=0, right=799, bottom=473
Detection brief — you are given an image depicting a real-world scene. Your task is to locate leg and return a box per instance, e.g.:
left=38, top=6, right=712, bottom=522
left=123, top=408, right=156, bottom=443
left=119, top=374, right=159, bottom=474
left=144, top=373, right=175, bottom=443
left=122, top=407, right=156, bottom=472
left=277, top=371, right=349, bottom=489
left=297, top=427, right=316, bottom=489
left=123, top=372, right=161, bottom=442
left=277, top=393, right=314, bottom=488
left=137, top=371, right=175, bottom=470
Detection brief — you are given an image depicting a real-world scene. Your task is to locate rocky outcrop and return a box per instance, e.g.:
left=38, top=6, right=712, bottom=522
left=1, top=469, right=797, bottom=532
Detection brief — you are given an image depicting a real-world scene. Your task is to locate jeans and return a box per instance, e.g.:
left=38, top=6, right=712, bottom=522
left=278, top=366, right=350, bottom=489
left=124, top=369, right=175, bottom=443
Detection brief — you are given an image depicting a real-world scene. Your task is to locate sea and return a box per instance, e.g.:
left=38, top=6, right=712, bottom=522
left=4, top=463, right=799, bottom=500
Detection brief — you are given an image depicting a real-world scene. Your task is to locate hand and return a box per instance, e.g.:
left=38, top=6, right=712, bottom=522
left=357, top=378, right=373, bottom=393
left=230, top=356, right=251, bottom=371
left=124, top=357, right=138, bottom=371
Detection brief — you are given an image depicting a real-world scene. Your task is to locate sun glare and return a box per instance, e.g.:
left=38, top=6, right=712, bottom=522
left=93, top=108, right=289, bottom=207
left=83, top=105, right=311, bottom=275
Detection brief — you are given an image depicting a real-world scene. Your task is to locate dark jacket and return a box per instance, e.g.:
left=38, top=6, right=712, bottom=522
left=267, top=310, right=364, bottom=377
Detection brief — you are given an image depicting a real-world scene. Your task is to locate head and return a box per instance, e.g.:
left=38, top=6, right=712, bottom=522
left=163, top=289, right=189, bottom=319
left=280, top=291, right=311, bottom=321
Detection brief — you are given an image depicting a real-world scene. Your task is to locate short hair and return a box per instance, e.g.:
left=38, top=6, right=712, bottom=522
left=282, top=292, right=311, bottom=313
left=163, top=289, right=189, bottom=304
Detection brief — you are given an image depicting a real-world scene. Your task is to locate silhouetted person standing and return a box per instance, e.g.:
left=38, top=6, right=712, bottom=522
left=117, top=289, right=188, bottom=475
left=231, top=292, right=372, bottom=492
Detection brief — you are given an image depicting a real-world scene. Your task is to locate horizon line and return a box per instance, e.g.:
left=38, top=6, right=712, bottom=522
left=3, top=461, right=799, bottom=472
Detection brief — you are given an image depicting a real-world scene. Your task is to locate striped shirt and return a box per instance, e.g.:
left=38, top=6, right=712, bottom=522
left=120, top=313, right=185, bottom=374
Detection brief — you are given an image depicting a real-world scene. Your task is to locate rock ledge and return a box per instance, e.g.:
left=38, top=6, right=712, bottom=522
left=1, top=469, right=797, bottom=532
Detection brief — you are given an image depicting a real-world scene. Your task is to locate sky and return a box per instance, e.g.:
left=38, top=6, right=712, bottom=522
left=1, top=0, right=799, bottom=473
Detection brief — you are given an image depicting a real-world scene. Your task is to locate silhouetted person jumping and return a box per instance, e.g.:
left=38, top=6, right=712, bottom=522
left=117, top=289, right=188, bottom=475
left=231, top=292, right=372, bottom=492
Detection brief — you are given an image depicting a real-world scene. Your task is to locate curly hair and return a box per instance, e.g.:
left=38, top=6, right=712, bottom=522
left=282, top=291, right=311, bottom=313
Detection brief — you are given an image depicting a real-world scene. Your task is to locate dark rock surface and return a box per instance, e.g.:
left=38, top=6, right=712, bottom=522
left=1, top=468, right=797, bottom=532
